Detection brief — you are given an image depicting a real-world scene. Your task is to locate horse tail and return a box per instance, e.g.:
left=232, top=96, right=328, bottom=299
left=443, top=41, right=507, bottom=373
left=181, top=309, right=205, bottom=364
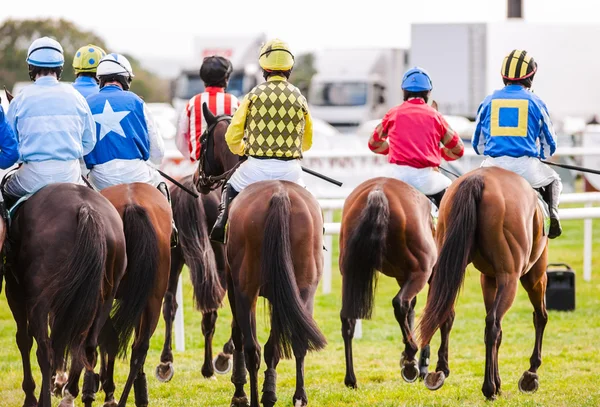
left=46, top=204, right=107, bottom=370
left=261, top=190, right=327, bottom=359
left=340, top=187, right=389, bottom=320
left=111, top=204, right=159, bottom=357
left=172, top=182, right=224, bottom=312
left=419, top=175, right=484, bottom=347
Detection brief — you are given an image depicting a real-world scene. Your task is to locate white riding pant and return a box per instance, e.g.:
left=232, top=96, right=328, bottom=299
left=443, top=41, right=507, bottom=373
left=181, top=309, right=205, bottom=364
left=480, top=156, right=561, bottom=189
left=388, top=164, right=452, bottom=196
left=4, top=159, right=84, bottom=199
left=228, top=157, right=305, bottom=192
left=88, top=159, right=163, bottom=191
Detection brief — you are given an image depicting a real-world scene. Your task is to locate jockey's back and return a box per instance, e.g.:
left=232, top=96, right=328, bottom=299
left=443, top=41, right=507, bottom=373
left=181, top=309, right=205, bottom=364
left=73, top=76, right=100, bottom=99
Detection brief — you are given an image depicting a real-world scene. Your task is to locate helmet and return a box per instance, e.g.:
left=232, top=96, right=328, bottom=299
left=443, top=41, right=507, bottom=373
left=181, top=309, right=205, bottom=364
left=96, top=53, right=135, bottom=78
left=200, top=56, right=233, bottom=85
left=258, top=39, right=295, bottom=71
left=26, top=37, right=64, bottom=68
left=73, top=44, right=107, bottom=74
left=401, top=67, right=433, bottom=92
left=501, top=49, right=537, bottom=81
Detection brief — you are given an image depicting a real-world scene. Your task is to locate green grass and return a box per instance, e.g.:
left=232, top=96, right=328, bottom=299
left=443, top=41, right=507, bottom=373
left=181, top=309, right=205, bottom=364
left=1, top=218, right=600, bottom=407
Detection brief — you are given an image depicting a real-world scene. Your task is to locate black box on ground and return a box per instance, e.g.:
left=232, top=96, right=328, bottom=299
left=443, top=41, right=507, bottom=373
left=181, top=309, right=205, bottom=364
left=546, top=263, right=575, bottom=311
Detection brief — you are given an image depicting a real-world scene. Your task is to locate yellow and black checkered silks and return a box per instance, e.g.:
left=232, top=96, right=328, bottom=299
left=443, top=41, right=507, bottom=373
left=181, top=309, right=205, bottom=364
left=245, top=80, right=308, bottom=158
left=501, top=49, right=537, bottom=81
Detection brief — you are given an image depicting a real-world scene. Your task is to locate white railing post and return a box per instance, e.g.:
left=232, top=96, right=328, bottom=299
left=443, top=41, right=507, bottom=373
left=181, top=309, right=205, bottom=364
left=323, top=209, right=334, bottom=294
left=584, top=203, right=593, bottom=282
left=174, top=274, right=185, bottom=352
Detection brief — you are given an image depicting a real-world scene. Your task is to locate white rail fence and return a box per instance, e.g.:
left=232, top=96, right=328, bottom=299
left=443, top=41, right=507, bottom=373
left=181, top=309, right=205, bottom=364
left=173, top=192, right=600, bottom=351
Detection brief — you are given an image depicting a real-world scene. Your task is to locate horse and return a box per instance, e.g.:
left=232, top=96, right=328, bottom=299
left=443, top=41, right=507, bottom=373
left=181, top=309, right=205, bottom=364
left=3, top=183, right=127, bottom=407
left=419, top=166, right=549, bottom=400
left=156, top=103, right=239, bottom=381
left=95, top=183, right=173, bottom=407
left=226, top=180, right=327, bottom=407
left=156, top=177, right=231, bottom=382
left=339, top=177, right=437, bottom=388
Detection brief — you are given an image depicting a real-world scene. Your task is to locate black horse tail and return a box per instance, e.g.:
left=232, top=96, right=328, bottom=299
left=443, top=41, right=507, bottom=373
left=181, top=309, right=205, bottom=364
left=172, top=180, right=224, bottom=312
left=419, top=175, right=484, bottom=347
left=45, top=204, right=107, bottom=370
left=261, top=190, right=327, bottom=359
left=111, top=204, right=159, bottom=356
left=340, top=187, right=389, bottom=320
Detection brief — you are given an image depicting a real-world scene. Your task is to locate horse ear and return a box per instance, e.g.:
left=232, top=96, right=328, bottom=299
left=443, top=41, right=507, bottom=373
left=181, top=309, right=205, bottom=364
left=431, top=100, right=438, bottom=111
left=4, top=86, right=14, bottom=103
left=203, top=102, right=216, bottom=126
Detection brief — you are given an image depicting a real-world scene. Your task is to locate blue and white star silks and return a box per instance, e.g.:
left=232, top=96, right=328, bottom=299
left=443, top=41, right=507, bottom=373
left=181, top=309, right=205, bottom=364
left=93, top=100, right=130, bottom=140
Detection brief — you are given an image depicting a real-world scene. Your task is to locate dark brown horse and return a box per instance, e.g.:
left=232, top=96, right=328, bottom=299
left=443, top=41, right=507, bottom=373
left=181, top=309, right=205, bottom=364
left=339, top=177, right=437, bottom=388
left=226, top=181, right=327, bottom=407
left=95, top=183, right=173, bottom=407
left=4, top=183, right=127, bottom=407
left=419, top=166, right=549, bottom=399
left=156, top=177, right=231, bottom=381
left=157, top=104, right=239, bottom=381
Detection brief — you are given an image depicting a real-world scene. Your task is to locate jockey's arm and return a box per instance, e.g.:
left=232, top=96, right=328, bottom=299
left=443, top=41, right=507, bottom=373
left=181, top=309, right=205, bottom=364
left=440, top=124, right=464, bottom=161
left=538, top=101, right=557, bottom=158
left=0, top=107, right=19, bottom=169
left=175, top=102, right=191, bottom=159
left=143, top=103, right=165, bottom=166
left=80, top=97, right=97, bottom=156
left=302, top=107, right=313, bottom=152
left=225, top=96, right=251, bottom=156
left=368, top=121, right=389, bottom=155
left=472, top=100, right=489, bottom=155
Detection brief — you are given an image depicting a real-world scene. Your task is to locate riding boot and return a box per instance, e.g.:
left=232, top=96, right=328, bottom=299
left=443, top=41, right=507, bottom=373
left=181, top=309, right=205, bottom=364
left=157, top=182, right=179, bottom=248
left=544, top=180, right=562, bottom=239
left=210, top=184, right=239, bottom=244
left=426, top=189, right=447, bottom=209
left=0, top=199, right=9, bottom=233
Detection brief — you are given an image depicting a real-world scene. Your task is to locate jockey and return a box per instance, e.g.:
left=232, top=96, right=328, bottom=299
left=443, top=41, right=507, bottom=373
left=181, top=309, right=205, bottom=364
left=84, top=53, right=178, bottom=246
left=3, top=37, right=96, bottom=208
left=209, top=38, right=313, bottom=244
left=473, top=49, right=562, bottom=238
left=0, top=105, right=19, bottom=218
left=368, top=67, right=464, bottom=207
left=72, top=44, right=107, bottom=98
left=175, top=55, right=240, bottom=161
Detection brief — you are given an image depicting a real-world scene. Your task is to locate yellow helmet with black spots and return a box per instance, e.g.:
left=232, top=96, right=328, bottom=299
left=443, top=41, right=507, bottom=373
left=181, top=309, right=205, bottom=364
left=258, top=39, right=295, bottom=71
left=73, top=44, right=107, bottom=74
left=501, top=49, right=537, bottom=81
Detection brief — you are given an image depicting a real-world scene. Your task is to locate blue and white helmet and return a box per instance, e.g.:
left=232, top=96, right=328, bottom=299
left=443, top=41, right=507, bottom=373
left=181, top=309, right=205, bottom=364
left=401, top=67, right=433, bottom=92
left=26, top=37, right=64, bottom=68
left=96, top=53, right=135, bottom=78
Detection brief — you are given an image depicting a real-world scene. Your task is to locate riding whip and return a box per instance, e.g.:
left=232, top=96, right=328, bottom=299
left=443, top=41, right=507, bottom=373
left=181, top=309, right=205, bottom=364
left=540, top=160, right=600, bottom=176
left=301, top=166, right=343, bottom=187
left=157, top=169, right=199, bottom=198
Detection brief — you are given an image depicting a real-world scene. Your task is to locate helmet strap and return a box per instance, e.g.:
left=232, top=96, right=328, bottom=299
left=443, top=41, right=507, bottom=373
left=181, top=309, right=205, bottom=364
left=259, top=48, right=295, bottom=61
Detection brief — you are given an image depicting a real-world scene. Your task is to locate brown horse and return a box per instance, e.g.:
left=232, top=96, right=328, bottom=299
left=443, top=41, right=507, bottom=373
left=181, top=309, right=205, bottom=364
left=156, top=176, right=231, bottom=382
left=95, top=183, right=172, bottom=406
left=419, top=166, right=549, bottom=399
left=4, top=183, right=127, bottom=407
left=339, top=177, right=437, bottom=388
left=226, top=180, right=327, bottom=407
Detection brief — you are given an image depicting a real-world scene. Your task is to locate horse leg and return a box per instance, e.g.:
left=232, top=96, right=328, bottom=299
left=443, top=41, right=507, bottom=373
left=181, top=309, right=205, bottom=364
left=260, top=333, right=280, bottom=407
left=482, top=275, right=518, bottom=400
left=99, top=320, right=119, bottom=407
left=201, top=310, right=218, bottom=378
left=480, top=274, right=501, bottom=394
left=28, top=310, right=52, bottom=407
left=119, top=298, right=162, bottom=407
left=424, top=310, right=455, bottom=391
left=228, top=276, right=249, bottom=407
left=292, top=289, right=316, bottom=407
left=518, top=255, right=549, bottom=394
left=5, top=280, right=37, bottom=407
left=341, top=316, right=358, bottom=388
left=235, top=290, right=260, bottom=407
left=156, top=247, right=184, bottom=383
left=393, top=276, right=426, bottom=383
left=211, top=240, right=235, bottom=374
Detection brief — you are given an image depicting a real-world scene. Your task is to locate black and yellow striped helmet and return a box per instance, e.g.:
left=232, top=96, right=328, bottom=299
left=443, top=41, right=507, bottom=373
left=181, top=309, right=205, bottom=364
left=501, top=49, right=537, bottom=81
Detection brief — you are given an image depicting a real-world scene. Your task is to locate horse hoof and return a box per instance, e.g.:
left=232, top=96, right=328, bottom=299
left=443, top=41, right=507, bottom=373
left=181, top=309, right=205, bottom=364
left=103, top=400, right=119, bottom=407
left=214, top=353, right=233, bottom=375
left=53, top=372, right=68, bottom=397
left=424, top=371, right=446, bottom=391
left=294, top=398, right=308, bottom=407
left=57, top=389, right=75, bottom=407
left=401, top=360, right=419, bottom=383
left=155, top=362, right=175, bottom=383
left=518, top=371, right=539, bottom=394
left=230, top=396, right=250, bottom=407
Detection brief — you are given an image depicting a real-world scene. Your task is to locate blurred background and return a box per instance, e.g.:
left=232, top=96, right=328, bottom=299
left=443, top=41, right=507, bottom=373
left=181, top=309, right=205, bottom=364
left=2, top=0, right=600, bottom=197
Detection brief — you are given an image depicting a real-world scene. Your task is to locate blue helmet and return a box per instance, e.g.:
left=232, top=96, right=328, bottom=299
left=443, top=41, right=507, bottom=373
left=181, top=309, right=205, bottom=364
left=401, top=67, right=432, bottom=92
left=26, top=37, right=64, bottom=68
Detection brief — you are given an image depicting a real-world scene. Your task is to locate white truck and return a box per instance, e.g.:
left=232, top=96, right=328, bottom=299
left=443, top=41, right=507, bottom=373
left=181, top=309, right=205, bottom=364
left=410, top=22, right=600, bottom=122
left=308, top=48, right=407, bottom=130
left=171, top=34, right=266, bottom=116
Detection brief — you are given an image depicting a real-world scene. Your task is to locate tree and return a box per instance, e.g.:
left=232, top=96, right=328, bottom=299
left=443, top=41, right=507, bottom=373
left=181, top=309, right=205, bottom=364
left=289, top=53, right=316, bottom=98
left=0, top=18, right=168, bottom=102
